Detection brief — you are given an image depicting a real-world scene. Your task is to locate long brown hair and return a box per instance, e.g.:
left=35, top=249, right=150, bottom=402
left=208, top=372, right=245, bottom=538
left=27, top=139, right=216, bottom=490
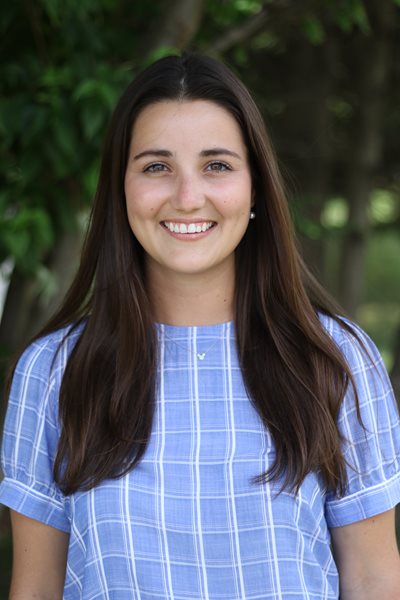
left=15, top=54, right=359, bottom=495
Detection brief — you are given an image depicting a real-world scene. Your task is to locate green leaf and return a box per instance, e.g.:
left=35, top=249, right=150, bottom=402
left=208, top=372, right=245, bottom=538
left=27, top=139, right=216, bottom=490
left=352, top=1, right=371, bottom=33
left=331, top=0, right=371, bottom=34
left=302, top=15, right=325, bottom=45
left=73, top=79, right=101, bottom=102
left=81, top=103, right=106, bottom=141
left=0, top=207, right=54, bottom=272
left=53, top=117, right=80, bottom=162
left=233, top=0, right=262, bottom=15
left=144, top=45, right=180, bottom=67
left=233, top=47, right=249, bottom=66
left=82, top=159, right=100, bottom=198
left=73, top=78, right=119, bottom=111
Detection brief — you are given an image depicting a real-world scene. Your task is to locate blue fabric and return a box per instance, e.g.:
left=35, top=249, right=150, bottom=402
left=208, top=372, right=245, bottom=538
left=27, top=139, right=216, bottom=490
left=1, top=316, right=399, bottom=599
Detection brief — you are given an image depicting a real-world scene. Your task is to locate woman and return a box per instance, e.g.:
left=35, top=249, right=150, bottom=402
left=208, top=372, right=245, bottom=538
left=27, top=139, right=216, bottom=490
left=1, top=53, right=399, bottom=599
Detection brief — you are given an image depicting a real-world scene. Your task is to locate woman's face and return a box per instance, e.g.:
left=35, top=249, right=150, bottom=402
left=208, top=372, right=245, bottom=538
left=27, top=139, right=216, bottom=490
left=124, top=99, right=253, bottom=282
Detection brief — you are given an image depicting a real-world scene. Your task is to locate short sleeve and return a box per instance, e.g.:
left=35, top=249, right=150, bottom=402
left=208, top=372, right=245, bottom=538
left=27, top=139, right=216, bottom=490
left=324, top=319, right=400, bottom=527
left=0, top=334, right=70, bottom=532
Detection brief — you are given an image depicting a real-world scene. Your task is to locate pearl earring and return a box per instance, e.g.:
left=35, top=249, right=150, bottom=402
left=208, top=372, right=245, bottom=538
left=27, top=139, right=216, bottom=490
left=249, top=211, right=256, bottom=220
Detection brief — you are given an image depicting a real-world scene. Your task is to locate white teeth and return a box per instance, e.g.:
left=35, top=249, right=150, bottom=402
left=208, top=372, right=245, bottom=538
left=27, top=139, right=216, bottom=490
left=164, top=221, right=214, bottom=234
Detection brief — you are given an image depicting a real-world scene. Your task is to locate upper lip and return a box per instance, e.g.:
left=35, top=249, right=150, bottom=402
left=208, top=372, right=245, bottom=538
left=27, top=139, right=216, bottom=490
left=160, top=218, right=216, bottom=224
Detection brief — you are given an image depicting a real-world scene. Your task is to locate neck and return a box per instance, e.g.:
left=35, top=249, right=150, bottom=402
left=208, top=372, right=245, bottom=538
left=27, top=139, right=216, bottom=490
left=146, top=262, right=235, bottom=326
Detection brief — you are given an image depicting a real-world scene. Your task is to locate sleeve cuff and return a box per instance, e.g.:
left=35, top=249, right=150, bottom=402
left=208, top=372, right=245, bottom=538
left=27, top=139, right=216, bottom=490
left=0, top=477, right=70, bottom=533
left=326, top=471, right=400, bottom=528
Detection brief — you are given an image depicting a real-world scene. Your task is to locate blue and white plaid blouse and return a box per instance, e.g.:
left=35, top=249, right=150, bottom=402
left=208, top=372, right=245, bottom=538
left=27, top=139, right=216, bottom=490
left=1, top=316, right=400, bottom=599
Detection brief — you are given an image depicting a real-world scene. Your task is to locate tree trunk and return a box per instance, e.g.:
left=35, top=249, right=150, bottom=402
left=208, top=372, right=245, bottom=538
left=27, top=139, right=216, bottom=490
left=390, top=323, right=400, bottom=405
left=338, top=0, right=393, bottom=316
left=0, top=228, right=83, bottom=358
left=147, top=0, right=204, bottom=51
left=298, top=42, right=335, bottom=286
left=24, top=227, right=83, bottom=342
left=279, top=38, right=335, bottom=285
left=0, top=270, right=38, bottom=358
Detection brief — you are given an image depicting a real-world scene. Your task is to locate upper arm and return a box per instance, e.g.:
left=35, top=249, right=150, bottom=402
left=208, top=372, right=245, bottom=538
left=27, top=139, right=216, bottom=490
left=325, top=320, right=400, bottom=528
left=0, top=335, right=74, bottom=597
left=10, top=510, right=69, bottom=599
left=0, top=336, right=71, bottom=527
left=331, top=508, right=400, bottom=598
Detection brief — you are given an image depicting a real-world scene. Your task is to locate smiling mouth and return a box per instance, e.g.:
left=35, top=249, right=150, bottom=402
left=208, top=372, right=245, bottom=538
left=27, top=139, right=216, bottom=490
left=162, top=221, right=216, bottom=234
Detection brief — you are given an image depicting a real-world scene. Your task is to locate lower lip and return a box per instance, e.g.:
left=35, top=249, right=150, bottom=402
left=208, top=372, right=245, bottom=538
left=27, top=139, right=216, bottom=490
left=161, top=224, right=216, bottom=241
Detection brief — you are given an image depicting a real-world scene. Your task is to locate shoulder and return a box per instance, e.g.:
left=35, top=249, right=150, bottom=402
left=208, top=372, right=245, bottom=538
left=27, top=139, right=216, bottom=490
left=318, top=312, right=384, bottom=372
left=6, top=322, right=86, bottom=440
left=322, top=315, right=400, bottom=524
left=1, top=324, right=86, bottom=527
left=319, top=313, right=397, bottom=433
left=13, top=321, right=86, bottom=388
left=319, top=312, right=364, bottom=346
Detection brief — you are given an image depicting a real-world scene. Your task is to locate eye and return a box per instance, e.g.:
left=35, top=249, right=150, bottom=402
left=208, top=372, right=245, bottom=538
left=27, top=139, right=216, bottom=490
left=143, top=162, right=168, bottom=173
left=206, top=161, right=232, bottom=173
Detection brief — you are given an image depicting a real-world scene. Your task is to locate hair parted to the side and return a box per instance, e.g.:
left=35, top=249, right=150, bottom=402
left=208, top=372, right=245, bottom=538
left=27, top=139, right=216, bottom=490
left=13, top=53, right=360, bottom=495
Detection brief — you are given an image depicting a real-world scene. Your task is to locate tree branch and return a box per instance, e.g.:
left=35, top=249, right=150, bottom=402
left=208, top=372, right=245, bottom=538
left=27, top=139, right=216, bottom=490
left=207, top=6, right=270, bottom=54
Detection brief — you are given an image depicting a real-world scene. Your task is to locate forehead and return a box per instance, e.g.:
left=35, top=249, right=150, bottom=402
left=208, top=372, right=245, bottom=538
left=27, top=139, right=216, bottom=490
left=130, top=100, right=246, bottom=150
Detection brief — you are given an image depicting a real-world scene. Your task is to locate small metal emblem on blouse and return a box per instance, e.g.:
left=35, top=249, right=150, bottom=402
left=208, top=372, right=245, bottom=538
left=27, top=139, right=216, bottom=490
left=163, top=332, right=220, bottom=361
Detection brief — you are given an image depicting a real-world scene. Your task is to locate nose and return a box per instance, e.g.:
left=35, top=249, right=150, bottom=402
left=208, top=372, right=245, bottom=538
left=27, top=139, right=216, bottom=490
left=170, top=172, right=206, bottom=212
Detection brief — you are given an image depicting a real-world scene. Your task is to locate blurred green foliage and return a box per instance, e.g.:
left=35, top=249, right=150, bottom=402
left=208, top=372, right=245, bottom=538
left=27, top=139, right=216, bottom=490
left=0, top=0, right=155, bottom=275
left=2, top=0, right=398, bottom=281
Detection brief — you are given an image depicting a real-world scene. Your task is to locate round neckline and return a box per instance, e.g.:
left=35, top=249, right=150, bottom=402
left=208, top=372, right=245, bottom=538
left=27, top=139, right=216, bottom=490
left=156, top=321, right=233, bottom=334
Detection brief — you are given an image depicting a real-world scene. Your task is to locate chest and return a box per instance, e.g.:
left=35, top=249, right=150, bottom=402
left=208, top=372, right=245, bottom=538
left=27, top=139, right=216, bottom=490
left=68, top=361, right=327, bottom=539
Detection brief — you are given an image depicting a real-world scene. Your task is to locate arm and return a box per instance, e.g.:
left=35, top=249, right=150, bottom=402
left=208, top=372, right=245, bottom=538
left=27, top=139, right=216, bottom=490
left=9, top=510, right=69, bottom=600
left=331, top=508, right=400, bottom=599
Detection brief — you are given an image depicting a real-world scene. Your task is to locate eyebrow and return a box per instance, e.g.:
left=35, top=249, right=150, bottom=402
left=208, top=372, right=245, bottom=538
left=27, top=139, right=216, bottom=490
left=200, top=148, right=242, bottom=160
left=133, top=149, right=172, bottom=160
left=133, top=148, right=242, bottom=160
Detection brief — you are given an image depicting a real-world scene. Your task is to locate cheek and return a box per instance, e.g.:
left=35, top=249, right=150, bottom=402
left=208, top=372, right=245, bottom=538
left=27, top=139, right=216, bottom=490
left=125, top=186, right=155, bottom=219
left=219, top=191, right=252, bottom=218
left=125, top=178, right=168, bottom=218
left=219, top=176, right=252, bottom=208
